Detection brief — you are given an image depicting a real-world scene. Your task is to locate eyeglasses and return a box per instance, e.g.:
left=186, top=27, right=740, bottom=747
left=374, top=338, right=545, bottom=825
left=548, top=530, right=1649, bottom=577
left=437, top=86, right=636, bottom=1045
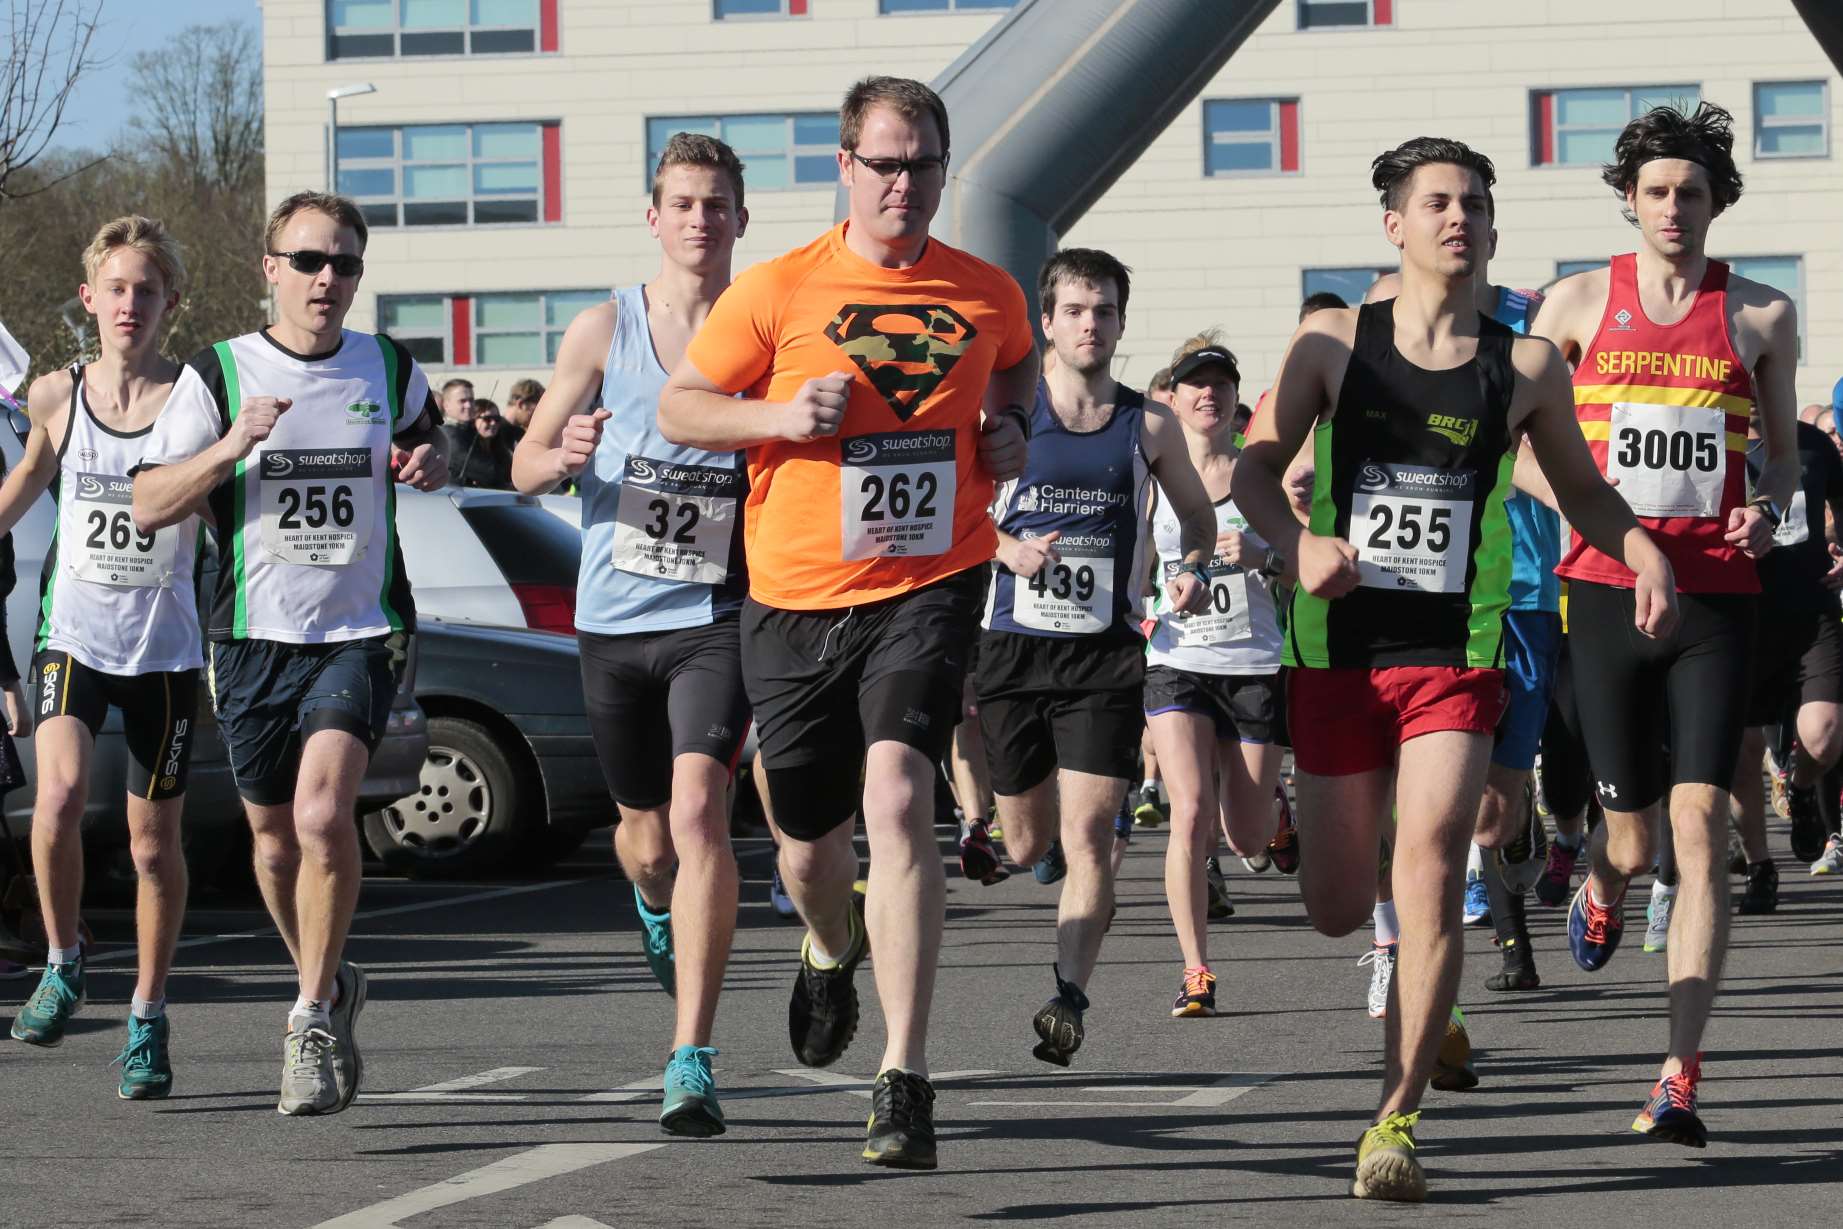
left=849, top=150, right=950, bottom=185
left=269, top=249, right=365, bottom=278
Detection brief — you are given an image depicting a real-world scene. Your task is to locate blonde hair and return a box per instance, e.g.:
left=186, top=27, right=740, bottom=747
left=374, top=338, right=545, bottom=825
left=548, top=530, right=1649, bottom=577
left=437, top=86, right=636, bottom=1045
left=1168, top=328, right=1228, bottom=368
left=82, top=215, right=186, bottom=296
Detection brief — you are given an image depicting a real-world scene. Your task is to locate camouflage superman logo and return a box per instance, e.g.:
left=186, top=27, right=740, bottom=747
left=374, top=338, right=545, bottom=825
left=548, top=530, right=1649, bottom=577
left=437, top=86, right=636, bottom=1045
left=824, top=303, right=978, bottom=421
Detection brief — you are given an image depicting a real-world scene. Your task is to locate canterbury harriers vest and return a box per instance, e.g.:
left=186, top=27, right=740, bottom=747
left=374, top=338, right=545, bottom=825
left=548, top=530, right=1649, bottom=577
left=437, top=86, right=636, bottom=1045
left=576, top=284, right=747, bottom=635
left=1557, top=254, right=1757, bottom=594
left=1287, top=299, right=1517, bottom=669
left=38, top=365, right=203, bottom=674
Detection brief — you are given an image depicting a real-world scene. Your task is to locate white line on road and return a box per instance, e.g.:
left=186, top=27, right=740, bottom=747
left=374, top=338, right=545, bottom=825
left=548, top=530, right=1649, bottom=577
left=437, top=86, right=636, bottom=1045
left=309, top=1142, right=662, bottom=1229
left=970, top=1073, right=1275, bottom=1109
left=411, top=1066, right=545, bottom=1093
left=776, top=1069, right=998, bottom=1099
left=533, top=1219, right=617, bottom=1229
left=82, top=880, right=584, bottom=967
left=579, top=1075, right=659, bottom=1103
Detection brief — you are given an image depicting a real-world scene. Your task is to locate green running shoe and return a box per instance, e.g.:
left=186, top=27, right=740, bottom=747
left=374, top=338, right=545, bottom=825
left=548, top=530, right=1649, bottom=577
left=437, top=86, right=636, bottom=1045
left=660, top=1044, right=725, bottom=1137
left=10, top=959, right=84, bottom=1047
left=113, top=1013, right=174, bottom=1100
left=635, top=886, right=675, bottom=998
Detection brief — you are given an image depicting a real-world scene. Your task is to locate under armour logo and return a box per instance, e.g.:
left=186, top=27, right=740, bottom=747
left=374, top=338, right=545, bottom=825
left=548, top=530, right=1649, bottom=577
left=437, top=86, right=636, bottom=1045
left=1597, top=780, right=1618, bottom=800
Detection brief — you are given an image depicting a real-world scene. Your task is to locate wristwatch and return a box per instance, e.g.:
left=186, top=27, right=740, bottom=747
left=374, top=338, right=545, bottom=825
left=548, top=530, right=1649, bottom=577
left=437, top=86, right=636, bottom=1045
left=1183, top=563, right=1212, bottom=589
left=1750, top=497, right=1784, bottom=529
left=1257, top=547, right=1287, bottom=581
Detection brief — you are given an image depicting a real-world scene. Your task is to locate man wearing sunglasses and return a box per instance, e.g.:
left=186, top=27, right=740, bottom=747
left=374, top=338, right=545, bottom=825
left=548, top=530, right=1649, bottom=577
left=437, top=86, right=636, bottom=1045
left=132, top=190, right=449, bottom=1116
left=659, top=75, right=1037, bottom=1171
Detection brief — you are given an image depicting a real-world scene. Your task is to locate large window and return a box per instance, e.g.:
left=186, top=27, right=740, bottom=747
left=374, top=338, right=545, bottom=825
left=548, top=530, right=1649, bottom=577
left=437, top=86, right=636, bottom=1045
left=646, top=114, right=838, bottom=191
left=715, top=0, right=807, bottom=14
left=1754, top=81, right=1828, bottom=159
left=379, top=290, right=606, bottom=367
left=1297, top=0, right=1392, bottom=29
left=338, top=122, right=560, bottom=228
left=1554, top=260, right=1600, bottom=282
left=1301, top=267, right=1390, bottom=306
left=1728, top=256, right=1806, bottom=362
left=1532, top=85, right=1700, bottom=167
left=1203, top=99, right=1300, bottom=176
left=879, top=0, right=1013, bottom=11
left=327, top=0, right=554, bottom=58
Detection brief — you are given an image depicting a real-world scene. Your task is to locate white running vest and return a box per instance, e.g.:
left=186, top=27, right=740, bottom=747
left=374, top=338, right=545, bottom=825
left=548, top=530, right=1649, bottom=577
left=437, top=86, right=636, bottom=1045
left=38, top=366, right=203, bottom=673
left=1144, top=484, right=1282, bottom=675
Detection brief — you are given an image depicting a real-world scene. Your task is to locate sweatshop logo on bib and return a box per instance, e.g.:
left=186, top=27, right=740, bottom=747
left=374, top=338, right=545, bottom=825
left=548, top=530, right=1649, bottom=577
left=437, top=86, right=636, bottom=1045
left=1356, top=462, right=1475, bottom=499
left=825, top=303, right=977, bottom=421
left=261, top=449, right=370, bottom=480
left=76, top=474, right=134, bottom=502
left=841, top=430, right=955, bottom=466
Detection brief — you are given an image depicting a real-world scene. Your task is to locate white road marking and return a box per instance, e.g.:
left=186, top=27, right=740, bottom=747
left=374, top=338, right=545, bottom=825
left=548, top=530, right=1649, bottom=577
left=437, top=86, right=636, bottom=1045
left=309, top=1142, right=662, bottom=1229
left=775, top=1068, right=997, bottom=1099
left=579, top=1075, right=660, bottom=1103
left=533, top=1219, right=617, bottom=1229
left=83, top=880, right=584, bottom=967
left=410, top=1066, right=544, bottom=1093
left=970, top=1073, right=1275, bottom=1108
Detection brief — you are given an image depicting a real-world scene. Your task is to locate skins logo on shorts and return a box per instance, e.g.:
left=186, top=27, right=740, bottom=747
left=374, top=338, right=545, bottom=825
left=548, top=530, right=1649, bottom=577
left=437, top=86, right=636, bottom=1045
left=37, top=660, right=59, bottom=716
left=824, top=303, right=977, bottom=421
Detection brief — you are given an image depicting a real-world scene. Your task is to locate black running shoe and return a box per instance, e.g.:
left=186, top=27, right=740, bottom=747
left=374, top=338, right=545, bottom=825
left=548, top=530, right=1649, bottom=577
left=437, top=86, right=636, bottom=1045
left=1737, top=859, right=1779, bottom=915
left=863, top=1069, right=937, bottom=1169
left=788, top=907, right=867, bottom=1067
left=1268, top=788, right=1301, bottom=875
left=1788, top=784, right=1826, bottom=864
left=1483, top=936, right=1540, bottom=992
left=1031, top=965, right=1089, bottom=1067
left=1205, top=857, right=1234, bottom=919
left=959, top=818, right=1009, bottom=885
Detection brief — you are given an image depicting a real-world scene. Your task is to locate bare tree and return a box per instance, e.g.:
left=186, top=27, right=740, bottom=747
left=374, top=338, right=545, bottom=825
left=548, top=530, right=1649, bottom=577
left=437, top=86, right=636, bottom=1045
left=129, top=21, right=263, bottom=196
left=0, top=0, right=104, bottom=202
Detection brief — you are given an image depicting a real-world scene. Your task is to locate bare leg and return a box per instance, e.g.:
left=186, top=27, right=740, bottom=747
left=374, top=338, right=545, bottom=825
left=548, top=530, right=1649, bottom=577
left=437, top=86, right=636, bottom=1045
left=614, top=803, right=676, bottom=912
left=1661, top=782, right=1731, bottom=1076
left=994, top=772, right=1059, bottom=869
left=1731, top=727, right=1769, bottom=865
left=861, top=740, right=944, bottom=1076
left=1053, top=769, right=1128, bottom=990
left=1150, top=710, right=1217, bottom=969
left=948, top=678, right=993, bottom=822
left=664, top=756, right=737, bottom=1049
left=125, top=793, right=187, bottom=1004
left=288, top=729, right=369, bottom=1002
left=778, top=821, right=858, bottom=962
left=246, top=799, right=304, bottom=973
left=28, top=717, right=90, bottom=953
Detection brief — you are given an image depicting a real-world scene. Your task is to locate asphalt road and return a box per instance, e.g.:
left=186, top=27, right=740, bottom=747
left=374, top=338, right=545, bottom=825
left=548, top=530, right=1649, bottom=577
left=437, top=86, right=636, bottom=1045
left=3, top=822, right=1841, bottom=1228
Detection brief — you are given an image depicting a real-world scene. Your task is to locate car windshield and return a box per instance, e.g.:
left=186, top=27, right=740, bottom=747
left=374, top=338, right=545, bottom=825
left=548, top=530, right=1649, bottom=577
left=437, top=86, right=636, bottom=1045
left=459, top=502, right=581, bottom=586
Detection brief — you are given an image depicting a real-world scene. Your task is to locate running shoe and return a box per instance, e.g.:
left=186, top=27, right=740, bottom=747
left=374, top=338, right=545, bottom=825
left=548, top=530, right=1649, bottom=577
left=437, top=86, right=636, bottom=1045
left=1787, top=783, right=1826, bottom=864
left=277, top=1023, right=339, bottom=1116
left=1644, top=889, right=1674, bottom=953
left=1495, top=782, right=1549, bottom=894
left=788, top=904, right=867, bottom=1068
left=1737, top=859, right=1779, bottom=915
left=863, top=1069, right=937, bottom=1169
left=1240, top=848, right=1272, bottom=874
left=987, top=814, right=1004, bottom=842
left=1430, top=1006, right=1478, bottom=1092
left=1132, top=783, right=1165, bottom=828
left=1535, top=839, right=1580, bottom=907
left=1171, top=965, right=1217, bottom=1018
left=1567, top=880, right=1625, bottom=972
left=959, top=817, right=1010, bottom=886
left=1632, top=1055, right=1707, bottom=1148
left=660, top=1044, right=725, bottom=1137
left=769, top=866, right=797, bottom=919
left=1268, top=788, right=1300, bottom=875
left=1483, top=936, right=1539, bottom=992
left=1112, top=803, right=1133, bottom=844
left=1358, top=942, right=1395, bottom=1020
left=1033, top=839, right=1068, bottom=885
left=9, top=958, right=84, bottom=1046
left=1462, top=872, right=1490, bottom=926
left=1030, top=965, right=1089, bottom=1067
left=1351, top=1110, right=1425, bottom=1202
left=1205, top=856, right=1234, bottom=919
left=113, top=1013, right=173, bottom=1100
left=634, top=886, right=676, bottom=997
left=1769, top=748, right=1792, bottom=820
left=329, top=960, right=368, bottom=1111
left=1727, top=832, right=1748, bottom=875
left=1811, top=836, right=1843, bottom=876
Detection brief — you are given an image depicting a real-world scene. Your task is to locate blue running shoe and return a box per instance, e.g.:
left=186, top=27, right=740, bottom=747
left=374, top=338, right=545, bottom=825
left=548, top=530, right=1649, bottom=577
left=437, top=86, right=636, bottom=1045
left=635, top=886, right=675, bottom=997
left=1632, top=1055, right=1706, bottom=1147
left=1034, top=839, right=1068, bottom=885
left=10, top=959, right=84, bottom=1046
left=1567, top=880, right=1625, bottom=972
left=660, top=1044, right=725, bottom=1137
left=1462, top=873, right=1490, bottom=926
left=113, top=1013, right=174, bottom=1100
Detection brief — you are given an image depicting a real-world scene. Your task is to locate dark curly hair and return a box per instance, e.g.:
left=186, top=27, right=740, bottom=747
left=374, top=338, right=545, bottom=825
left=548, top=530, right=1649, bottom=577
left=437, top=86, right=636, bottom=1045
left=1602, top=102, right=1744, bottom=224
left=1370, top=137, right=1497, bottom=216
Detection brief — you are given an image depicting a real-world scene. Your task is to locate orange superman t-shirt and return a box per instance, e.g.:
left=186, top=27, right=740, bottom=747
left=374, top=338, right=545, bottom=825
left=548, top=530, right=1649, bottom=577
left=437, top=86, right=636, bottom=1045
left=686, top=221, right=1033, bottom=610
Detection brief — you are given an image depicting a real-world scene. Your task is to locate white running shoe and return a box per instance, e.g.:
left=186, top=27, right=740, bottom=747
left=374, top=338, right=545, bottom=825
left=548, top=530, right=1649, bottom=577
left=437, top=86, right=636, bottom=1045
left=1811, top=837, right=1843, bottom=877
left=769, top=867, right=797, bottom=919
left=1357, top=943, right=1396, bottom=1020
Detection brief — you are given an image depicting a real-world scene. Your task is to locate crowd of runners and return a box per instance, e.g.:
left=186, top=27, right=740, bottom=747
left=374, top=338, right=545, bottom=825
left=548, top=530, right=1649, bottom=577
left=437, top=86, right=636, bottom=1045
left=2, top=71, right=1835, bottom=1204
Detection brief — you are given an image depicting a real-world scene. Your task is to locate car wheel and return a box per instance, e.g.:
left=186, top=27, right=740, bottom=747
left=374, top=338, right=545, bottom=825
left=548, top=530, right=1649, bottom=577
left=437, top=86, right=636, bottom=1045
left=363, top=715, right=533, bottom=878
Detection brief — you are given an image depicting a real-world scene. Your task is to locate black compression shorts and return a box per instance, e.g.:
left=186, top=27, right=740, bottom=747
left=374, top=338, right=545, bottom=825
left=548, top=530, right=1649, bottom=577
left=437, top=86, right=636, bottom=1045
left=974, top=629, right=1145, bottom=796
left=32, top=651, right=199, bottom=801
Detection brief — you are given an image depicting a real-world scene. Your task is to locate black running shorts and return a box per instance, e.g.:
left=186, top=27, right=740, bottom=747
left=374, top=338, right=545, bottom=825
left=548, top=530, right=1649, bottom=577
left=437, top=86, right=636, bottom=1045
left=743, top=567, right=987, bottom=843
left=1745, top=608, right=1843, bottom=726
left=1143, top=663, right=1282, bottom=744
left=31, top=651, right=199, bottom=801
left=974, top=628, right=1145, bottom=796
left=579, top=616, right=751, bottom=811
left=209, top=635, right=399, bottom=806
left=1538, top=635, right=1594, bottom=823
left=1566, top=581, right=1754, bottom=813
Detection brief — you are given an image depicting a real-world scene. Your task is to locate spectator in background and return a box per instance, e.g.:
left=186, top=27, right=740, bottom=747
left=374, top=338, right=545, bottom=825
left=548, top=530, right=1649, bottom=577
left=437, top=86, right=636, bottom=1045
left=438, top=378, right=479, bottom=485
left=449, top=397, right=514, bottom=489
left=1298, top=290, right=1348, bottom=322
left=1146, top=366, right=1173, bottom=407
left=503, top=379, right=542, bottom=449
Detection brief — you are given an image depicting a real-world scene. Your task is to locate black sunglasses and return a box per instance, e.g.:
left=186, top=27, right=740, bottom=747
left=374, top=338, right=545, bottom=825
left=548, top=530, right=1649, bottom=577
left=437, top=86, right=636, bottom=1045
left=270, top=249, right=365, bottom=278
left=849, top=150, right=950, bottom=184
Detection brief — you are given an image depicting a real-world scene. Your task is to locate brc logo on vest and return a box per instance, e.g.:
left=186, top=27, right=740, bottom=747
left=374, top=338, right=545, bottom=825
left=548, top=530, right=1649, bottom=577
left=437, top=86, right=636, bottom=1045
left=1426, top=414, right=1479, bottom=447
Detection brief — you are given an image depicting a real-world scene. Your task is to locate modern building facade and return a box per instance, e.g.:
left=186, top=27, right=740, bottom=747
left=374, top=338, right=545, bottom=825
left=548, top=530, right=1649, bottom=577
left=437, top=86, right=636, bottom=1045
left=265, top=0, right=1842, bottom=405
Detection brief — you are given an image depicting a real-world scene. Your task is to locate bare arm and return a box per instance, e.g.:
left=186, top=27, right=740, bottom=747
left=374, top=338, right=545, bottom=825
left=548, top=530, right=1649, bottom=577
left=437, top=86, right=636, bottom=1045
left=1744, top=292, right=1801, bottom=512
left=658, top=356, right=853, bottom=452
left=1511, top=437, right=1559, bottom=511
left=513, top=301, right=614, bottom=495
left=0, top=374, right=70, bottom=538
left=1142, top=407, right=1215, bottom=568
left=134, top=395, right=289, bottom=532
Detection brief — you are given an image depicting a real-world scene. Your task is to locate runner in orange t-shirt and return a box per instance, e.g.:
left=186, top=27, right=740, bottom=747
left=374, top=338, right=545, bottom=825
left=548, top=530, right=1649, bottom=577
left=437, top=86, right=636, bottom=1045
left=659, top=75, right=1038, bottom=1172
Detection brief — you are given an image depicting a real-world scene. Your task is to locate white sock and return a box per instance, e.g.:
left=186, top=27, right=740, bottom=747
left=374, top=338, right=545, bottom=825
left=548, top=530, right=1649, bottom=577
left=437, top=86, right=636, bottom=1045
left=131, top=996, right=165, bottom=1020
left=1651, top=879, right=1676, bottom=901
left=1140, top=778, right=1157, bottom=793
left=290, top=995, right=331, bottom=1027
left=47, top=944, right=80, bottom=966
left=1373, top=900, right=1399, bottom=946
left=1466, top=844, right=1485, bottom=876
